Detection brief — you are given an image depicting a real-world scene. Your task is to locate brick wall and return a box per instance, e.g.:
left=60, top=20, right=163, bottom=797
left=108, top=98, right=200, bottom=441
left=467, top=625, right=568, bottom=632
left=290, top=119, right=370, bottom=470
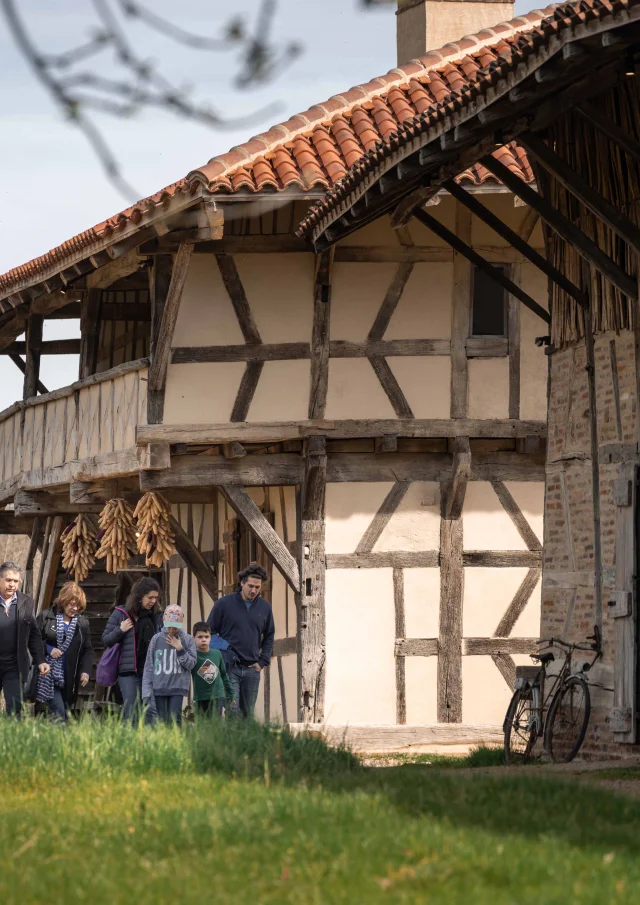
left=542, top=328, right=638, bottom=756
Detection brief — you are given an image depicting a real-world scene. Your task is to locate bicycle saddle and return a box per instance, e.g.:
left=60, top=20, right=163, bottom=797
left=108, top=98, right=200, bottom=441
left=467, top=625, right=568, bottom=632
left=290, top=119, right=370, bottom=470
left=531, top=651, right=555, bottom=664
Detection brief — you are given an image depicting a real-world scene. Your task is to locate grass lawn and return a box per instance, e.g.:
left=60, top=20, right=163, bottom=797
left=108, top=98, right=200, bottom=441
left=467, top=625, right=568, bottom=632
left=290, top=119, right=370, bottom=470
left=1, top=719, right=639, bottom=904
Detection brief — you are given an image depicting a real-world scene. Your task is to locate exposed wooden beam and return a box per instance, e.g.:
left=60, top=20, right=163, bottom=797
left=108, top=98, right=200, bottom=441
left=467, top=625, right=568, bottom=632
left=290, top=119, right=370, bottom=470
left=13, top=490, right=101, bottom=518
left=450, top=201, right=472, bottom=418
left=412, top=208, right=551, bottom=324
left=87, top=248, right=142, bottom=289
left=79, top=288, right=101, bottom=379
left=368, top=263, right=414, bottom=341
left=20, top=517, right=43, bottom=598
left=443, top=179, right=587, bottom=308
left=222, top=441, right=246, bottom=459
left=368, top=355, right=414, bottom=418
left=439, top=499, right=463, bottom=722
left=443, top=437, right=470, bottom=520
left=220, top=485, right=301, bottom=593
left=23, top=315, right=43, bottom=401
left=520, top=131, right=640, bottom=252
left=300, top=435, right=327, bottom=722
left=136, top=418, right=548, bottom=446
left=147, top=244, right=192, bottom=422
left=215, top=254, right=262, bottom=344
left=1, top=339, right=81, bottom=356
left=230, top=361, right=263, bottom=422
left=36, top=515, right=64, bottom=614
left=169, top=515, right=218, bottom=603
left=309, top=250, right=333, bottom=420
left=576, top=101, right=640, bottom=163
left=481, top=154, right=638, bottom=301
left=508, top=278, right=521, bottom=420
left=171, top=338, right=451, bottom=363
left=8, top=353, right=48, bottom=395
left=355, top=481, right=410, bottom=554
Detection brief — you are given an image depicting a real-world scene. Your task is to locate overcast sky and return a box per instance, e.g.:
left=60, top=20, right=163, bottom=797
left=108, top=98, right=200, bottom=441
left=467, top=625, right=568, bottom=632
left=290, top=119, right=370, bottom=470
left=0, top=0, right=529, bottom=408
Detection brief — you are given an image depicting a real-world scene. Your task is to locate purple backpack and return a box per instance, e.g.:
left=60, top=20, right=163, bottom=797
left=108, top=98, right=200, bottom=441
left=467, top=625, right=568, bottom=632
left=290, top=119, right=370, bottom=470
left=96, top=607, right=132, bottom=687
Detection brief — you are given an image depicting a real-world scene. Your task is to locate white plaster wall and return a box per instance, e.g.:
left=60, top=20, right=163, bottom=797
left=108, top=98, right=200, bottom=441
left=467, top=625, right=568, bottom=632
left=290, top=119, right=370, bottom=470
left=387, top=357, right=451, bottom=418
left=247, top=360, right=310, bottom=422
left=373, top=481, right=440, bottom=552
left=385, top=263, right=453, bottom=339
left=520, top=263, right=549, bottom=421
left=326, top=483, right=392, bottom=553
left=325, top=568, right=396, bottom=725
left=405, top=658, right=438, bottom=724
left=331, top=262, right=398, bottom=340
left=505, top=482, right=544, bottom=546
left=463, top=482, right=529, bottom=550
left=403, top=568, right=440, bottom=637
left=463, top=567, right=534, bottom=637
left=269, top=653, right=297, bottom=724
left=325, top=359, right=396, bottom=420
left=337, top=215, right=401, bottom=247
left=462, top=656, right=513, bottom=725
left=468, top=358, right=510, bottom=419
left=235, top=253, right=314, bottom=342
left=164, top=362, right=245, bottom=423
left=173, top=255, right=244, bottom=346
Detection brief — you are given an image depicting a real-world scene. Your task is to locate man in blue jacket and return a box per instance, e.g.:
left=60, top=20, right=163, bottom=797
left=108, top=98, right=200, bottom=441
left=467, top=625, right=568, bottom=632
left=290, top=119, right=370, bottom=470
left=207, top=563, right=274, bottom=718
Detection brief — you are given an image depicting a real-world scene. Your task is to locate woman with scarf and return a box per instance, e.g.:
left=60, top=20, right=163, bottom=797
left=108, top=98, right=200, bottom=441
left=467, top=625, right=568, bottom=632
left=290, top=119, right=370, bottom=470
left=101, top=577, right=162, bottom=720
left=36, top=582, right=94, bottom=721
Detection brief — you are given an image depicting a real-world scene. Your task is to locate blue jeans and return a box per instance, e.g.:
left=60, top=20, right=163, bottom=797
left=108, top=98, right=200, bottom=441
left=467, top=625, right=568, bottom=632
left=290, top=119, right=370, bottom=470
left=119, top=675, right=157, bottom=723
left=155, top=695, right=183, bottom=724
left=228, top=665, right=261, bottom=718
left=48, top=687, right=67, bottom=722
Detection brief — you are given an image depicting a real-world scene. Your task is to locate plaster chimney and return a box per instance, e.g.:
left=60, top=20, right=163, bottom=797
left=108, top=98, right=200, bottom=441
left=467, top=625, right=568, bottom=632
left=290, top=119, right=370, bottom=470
left=396, top=0, right=514, bottom=65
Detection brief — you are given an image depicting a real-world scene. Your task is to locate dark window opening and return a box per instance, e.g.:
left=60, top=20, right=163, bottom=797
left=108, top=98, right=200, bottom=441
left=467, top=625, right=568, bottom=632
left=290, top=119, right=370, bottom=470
left=472, top=266, right=507, bottom=336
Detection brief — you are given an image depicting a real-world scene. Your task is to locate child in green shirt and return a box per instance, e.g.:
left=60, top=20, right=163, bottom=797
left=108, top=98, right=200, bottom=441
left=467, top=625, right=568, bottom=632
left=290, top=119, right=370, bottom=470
left=191, top=622, right=235, bottom=716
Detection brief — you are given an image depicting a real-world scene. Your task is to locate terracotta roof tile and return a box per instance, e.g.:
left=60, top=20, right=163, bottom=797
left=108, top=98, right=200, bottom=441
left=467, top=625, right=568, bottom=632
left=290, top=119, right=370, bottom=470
left=0, top=2, right=566, bottom=299
left=299, top=0, right=637, bottom=243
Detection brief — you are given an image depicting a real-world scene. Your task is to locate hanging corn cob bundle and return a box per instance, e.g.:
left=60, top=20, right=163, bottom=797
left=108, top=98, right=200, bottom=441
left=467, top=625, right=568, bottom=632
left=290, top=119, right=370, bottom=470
left=61, top=514, right=98, bottom=583
left=96, top=499, right=138, bottom=573
left=134, top=492, right=175, bottom=568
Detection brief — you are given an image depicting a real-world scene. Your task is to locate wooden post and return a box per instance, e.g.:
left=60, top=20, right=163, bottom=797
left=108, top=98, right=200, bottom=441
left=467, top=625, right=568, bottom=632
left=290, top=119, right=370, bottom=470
left=147, top=243, right=193, bottom=423
left=450, top=202, right=472, bottom=418
left=611, top=465, right=637, bottom=742
left=508, top=266, right=521, bottom=421
left=23, top=314, right=43, bottom=400
left=299, top=436, right=327, bottom=723
left=309, top=250, right=333, bottom=420
left=393, top=568, right=406, bottom=724
left=437, top=439, right=470, bottom=722
left=79, top=289, right=101, bottom=379
left=36, top=516, right=64, bottom=614
left=21, top=517, right=43, bottom=599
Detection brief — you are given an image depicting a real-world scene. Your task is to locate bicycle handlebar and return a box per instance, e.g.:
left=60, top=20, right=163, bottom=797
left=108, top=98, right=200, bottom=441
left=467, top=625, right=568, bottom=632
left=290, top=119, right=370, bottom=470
left=537, top=624, right=602, bottom=654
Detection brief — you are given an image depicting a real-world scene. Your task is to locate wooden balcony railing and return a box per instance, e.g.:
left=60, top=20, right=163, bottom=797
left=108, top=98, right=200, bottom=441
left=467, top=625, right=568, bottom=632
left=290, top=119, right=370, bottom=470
left=0, top=358, right=148, bottom=497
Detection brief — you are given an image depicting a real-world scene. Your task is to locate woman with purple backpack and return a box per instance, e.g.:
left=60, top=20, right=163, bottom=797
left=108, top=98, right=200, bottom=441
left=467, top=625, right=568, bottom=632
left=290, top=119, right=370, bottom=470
left=101, top=577, right=162, bottom=721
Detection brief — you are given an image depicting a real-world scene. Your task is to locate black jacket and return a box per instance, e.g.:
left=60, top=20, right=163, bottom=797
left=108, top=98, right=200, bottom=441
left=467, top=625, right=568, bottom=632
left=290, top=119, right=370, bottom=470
left=207, top=591, right=275, bottom=668
left=12, top=591, right=46, bottom=682
left=101, top=608, right=162, bottom=677
left=37, top=607, right=94, bottom=707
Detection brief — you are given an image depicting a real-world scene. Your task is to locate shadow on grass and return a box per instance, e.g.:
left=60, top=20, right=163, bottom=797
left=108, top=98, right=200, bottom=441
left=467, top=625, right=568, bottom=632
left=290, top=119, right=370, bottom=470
left=2, top=715, right=639, bottom=861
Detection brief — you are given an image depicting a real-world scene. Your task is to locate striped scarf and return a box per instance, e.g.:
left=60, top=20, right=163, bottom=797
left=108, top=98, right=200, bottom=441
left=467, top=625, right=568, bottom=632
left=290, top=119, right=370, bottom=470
left=36, top=613, right=78, bottom=703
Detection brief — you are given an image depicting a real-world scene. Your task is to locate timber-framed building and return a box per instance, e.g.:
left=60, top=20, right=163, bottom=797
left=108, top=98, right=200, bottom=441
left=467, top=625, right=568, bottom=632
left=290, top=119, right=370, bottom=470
left=0, top=0, right=564, bottom=750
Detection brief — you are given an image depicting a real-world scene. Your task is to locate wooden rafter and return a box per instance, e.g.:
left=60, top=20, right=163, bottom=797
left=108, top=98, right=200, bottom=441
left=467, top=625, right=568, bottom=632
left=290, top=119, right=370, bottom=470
left=443, top=179, right=587, bottom=309
left=481, top=154, right=638, bottom=301
left=520, top=131, right=640, bottom=252
left=413, top=207, right=551, bottom=324
left=576, top=101, right=640, bottom=163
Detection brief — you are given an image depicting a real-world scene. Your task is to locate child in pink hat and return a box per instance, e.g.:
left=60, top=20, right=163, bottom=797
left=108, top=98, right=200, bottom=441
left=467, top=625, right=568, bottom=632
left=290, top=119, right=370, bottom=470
left=141, top=604, right=196, bottom=723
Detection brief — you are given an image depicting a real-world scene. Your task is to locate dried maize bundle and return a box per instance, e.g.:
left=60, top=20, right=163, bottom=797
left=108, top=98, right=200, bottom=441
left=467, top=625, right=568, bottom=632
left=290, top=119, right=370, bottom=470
left=96, top=498, right=138, bottom=573
left=61, top=514, right=98, bottom=583
left=134, top=491, right=175, bottom=568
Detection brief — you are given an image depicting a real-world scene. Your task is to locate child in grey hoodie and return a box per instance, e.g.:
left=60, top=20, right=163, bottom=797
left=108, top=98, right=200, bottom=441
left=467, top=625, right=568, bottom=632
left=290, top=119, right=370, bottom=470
left=142, top=604, right=196, bottom=724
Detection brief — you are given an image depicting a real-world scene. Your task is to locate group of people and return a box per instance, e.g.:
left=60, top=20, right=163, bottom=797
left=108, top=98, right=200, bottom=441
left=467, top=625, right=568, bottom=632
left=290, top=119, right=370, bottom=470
left=0, top=559, right=275, bottom=724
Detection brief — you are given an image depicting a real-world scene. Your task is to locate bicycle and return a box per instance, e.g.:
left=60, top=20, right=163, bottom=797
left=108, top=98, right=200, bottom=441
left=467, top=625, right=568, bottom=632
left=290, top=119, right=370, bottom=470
left=503, top=625, right=602, bottom=765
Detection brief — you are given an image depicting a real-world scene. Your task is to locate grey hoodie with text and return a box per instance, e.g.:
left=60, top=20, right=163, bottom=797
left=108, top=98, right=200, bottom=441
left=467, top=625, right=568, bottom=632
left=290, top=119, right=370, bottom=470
left=141, top=628, right=197, bottom=700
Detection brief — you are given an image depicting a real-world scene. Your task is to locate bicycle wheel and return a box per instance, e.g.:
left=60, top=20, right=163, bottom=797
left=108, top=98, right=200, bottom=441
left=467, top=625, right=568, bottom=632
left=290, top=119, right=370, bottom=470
left=544, top=676, right=590, bottom=763
left=504, top=688, right=537, bottom=765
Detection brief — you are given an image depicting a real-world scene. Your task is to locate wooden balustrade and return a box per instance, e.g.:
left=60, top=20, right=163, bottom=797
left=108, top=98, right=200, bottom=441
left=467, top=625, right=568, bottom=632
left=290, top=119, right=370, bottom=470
left=0, top=358, right=149, bottom=488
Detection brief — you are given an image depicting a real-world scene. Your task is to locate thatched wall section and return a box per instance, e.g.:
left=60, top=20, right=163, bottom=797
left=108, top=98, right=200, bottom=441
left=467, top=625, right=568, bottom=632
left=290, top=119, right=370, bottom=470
left=543, top=79, right=640, bottom=348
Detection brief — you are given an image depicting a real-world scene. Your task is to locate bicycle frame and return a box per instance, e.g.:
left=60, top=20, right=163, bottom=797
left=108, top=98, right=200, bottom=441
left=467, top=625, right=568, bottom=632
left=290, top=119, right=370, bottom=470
left=513, top=627, right=602, bottom=743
